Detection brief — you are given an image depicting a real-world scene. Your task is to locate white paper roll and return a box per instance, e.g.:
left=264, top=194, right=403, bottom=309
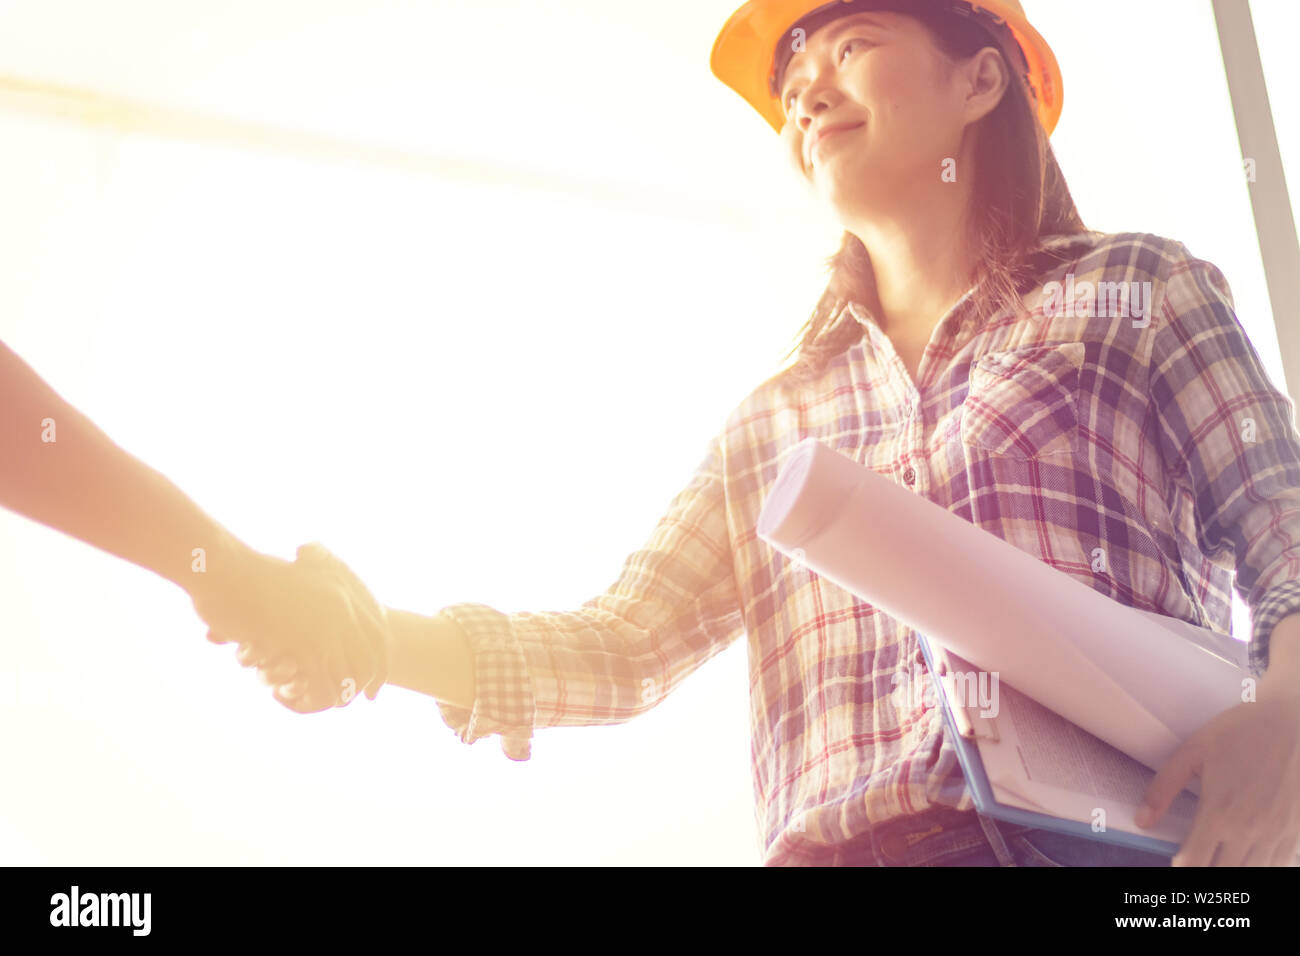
left=756, top=437, right=1250, bottom=775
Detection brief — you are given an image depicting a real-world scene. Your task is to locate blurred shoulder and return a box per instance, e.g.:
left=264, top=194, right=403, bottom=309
left=1027, top=229, right=1203, bottom=283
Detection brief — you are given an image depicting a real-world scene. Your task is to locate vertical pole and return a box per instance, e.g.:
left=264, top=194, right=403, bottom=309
left=1211, top=0, right=1300, bottom=402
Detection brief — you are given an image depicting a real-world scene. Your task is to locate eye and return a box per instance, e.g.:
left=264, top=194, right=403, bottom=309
left=838, top=38, right=869, bottom=62
left=781, top=39, right=872, bottom=114
left=781, top=75, right=804, bottom=114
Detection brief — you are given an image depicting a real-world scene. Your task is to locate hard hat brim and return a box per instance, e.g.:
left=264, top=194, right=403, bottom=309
left=710, top=0, right=1062, bottom=137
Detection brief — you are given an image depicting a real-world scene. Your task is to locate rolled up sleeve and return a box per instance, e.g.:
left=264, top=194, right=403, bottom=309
left=434, top=603, right=536, bottom=761
left=432, top=428, right=745, bottom=760
left=1148, top=244, right=1300, bottom=677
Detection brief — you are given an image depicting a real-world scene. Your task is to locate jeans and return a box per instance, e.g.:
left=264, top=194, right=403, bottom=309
left=828, top=805, right=1174, bottom=866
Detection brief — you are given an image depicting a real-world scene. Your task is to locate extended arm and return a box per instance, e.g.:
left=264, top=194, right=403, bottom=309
left=0, top=338, right=252, bottom=597
left=422, top=428, right=747, bottom=761
left=0, top=339, right=387, bottom=702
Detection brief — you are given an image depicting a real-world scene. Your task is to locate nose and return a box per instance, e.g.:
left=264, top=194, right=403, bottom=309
left=791, top=70, right=837, bottom=132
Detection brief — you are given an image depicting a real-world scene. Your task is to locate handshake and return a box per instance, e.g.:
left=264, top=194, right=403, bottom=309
left=188, top=541, right=394, bottom=713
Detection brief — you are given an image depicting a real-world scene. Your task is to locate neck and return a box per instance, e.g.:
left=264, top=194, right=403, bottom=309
left=844, top=177, right=980, bottom=341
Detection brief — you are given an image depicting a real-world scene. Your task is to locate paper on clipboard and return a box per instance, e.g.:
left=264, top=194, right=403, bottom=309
left=755, top=438, right=1251, bottom=782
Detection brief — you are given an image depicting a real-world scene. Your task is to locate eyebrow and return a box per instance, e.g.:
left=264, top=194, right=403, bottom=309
left=780, top=15, right=892, bottom=91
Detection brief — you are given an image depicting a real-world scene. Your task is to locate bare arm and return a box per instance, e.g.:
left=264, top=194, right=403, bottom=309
left=0, top=338, right=254, bottom=598
left=385, top=609, right=476, bottom=709
left=0, top=339, right=384, bottom=704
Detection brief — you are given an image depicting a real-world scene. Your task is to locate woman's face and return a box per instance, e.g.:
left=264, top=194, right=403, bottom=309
left=777, top=11, right=980, bottom=215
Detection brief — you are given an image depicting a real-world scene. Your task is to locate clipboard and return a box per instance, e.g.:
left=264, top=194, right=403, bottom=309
left=915, top=630, right=1183, bottom=858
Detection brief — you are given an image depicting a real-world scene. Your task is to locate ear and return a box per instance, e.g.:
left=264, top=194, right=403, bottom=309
left=957, top=46, right=1009, bottom=127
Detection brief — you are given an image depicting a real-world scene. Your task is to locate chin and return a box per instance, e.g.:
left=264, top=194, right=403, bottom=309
left=813, top=168, right=864, bottom=203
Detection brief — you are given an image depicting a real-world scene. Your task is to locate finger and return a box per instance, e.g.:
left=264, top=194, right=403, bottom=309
left=294, top=542, right=386, bottom=693
left=1139, top=736, right=1204, bottom=830
left=274, top=673, right=338, bottom=713
left=272, top=683, right=331, bottom=714
left=254, top=647, right=294, bottom=671
left=338, top=618, right=376, bottom=700
left=293, top=542, right=384, bottom=701
left=260, top=658, right=301, bottom=687
left=296, top=541, right=331, bottom=565
left=242, top=639, right=289, bottom=671
left=304, top=680, right=342, bottom=713
left=329, top=642, right=364, bottom=706
left=236, top=642, right=271, bottom=669
left=319, top=612, right=367, bottom=706
left=206, top=628, right=234, bottom=646
left=1269, top=833, right=1299, bottom=867
left=1172, top=804, right=1225, bottom=867
left=334, top=584, right=387, bottom=695
left=297, top=637, right=348, bottom=708
left=1242, top=837, right=1279, bottom=867
left=1212, top=834, right=1253, bottom=868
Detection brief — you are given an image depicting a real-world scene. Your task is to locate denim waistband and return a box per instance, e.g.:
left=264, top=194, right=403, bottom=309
left=828, top=805, right=1037, bottom=866
left=877, top=804, right=1033, bottom=837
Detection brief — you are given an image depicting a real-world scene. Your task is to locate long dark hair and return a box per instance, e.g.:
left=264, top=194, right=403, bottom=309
left=778, top=4, right=1088, bottom=387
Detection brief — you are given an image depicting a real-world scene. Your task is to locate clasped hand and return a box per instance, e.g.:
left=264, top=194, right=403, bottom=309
left=190, top=542, right=393, bottom=713
left=1138, top=690, right=1300, bottom=866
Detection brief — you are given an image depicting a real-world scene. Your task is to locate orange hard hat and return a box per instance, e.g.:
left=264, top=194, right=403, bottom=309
left=710, top=0, right=1062, bottom=137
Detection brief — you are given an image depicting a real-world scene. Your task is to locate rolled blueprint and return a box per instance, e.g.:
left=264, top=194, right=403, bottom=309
left=755, top=437, right=1252, bottom=776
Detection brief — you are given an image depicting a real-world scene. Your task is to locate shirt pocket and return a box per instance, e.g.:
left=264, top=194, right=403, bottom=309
left=960, top=342, right=1085, bottom=460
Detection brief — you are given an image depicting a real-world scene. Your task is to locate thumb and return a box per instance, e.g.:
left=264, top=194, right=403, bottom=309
left=296, top=541, right=333, bottom=565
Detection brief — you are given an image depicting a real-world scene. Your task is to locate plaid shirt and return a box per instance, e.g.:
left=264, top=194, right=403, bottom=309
left=434, top=231, right=1300, bottom=865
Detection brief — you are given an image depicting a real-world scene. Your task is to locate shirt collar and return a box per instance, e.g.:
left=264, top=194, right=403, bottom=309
left=831, top=230, right=1107, bottom=341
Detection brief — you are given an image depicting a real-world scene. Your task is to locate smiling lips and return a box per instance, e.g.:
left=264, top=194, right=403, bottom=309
left=809, top=122, right=864, bottom=162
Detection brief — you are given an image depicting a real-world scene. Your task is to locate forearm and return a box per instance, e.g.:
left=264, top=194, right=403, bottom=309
left=385, top=609, right=476, bottom=708
left=1, top=340, right=248, bottom=592
left=1256, top=612, right=1300, bottom=704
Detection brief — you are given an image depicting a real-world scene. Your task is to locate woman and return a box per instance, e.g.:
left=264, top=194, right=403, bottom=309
left=246, top=0, right=1300, bottom=866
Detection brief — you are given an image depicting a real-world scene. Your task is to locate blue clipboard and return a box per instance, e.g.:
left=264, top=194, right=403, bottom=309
left=914, top=630, right=1182, bottom=858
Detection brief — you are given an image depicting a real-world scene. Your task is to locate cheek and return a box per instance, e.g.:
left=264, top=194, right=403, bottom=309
left=852, top=57, right=915, bottom=124
left=859, top=78, right=944, bottom=159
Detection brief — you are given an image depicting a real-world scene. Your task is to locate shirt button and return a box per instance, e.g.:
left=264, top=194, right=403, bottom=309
left=902, top=466, right=916, bottom=485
